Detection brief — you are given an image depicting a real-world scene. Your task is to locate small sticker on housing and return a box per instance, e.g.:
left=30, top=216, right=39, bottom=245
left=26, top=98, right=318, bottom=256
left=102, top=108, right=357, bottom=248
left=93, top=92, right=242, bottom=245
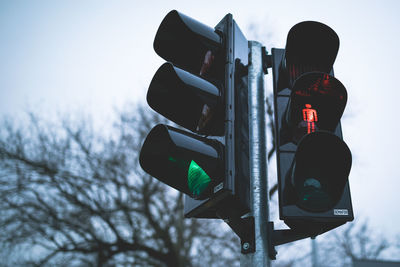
left=214, top=183, right=223, bottom=193
left=334, top=209, right=348, bottom=216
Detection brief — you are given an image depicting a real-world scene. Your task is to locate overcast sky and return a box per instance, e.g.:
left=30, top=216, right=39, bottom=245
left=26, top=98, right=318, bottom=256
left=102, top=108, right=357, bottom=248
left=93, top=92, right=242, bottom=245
left=1, top=0, right=399, bottom=238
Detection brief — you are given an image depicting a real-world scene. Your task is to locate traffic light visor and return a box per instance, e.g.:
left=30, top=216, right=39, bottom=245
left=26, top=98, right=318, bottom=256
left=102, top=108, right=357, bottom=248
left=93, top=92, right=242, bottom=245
left=279, top=21, right=340, bottom=89
left=139, top=124, right=222, bottom=199
left=291, top=132, right=352, bottom=212
left=286, top=21, right=339, bottom=75
left=147, top=63, right=223, bottom=135
left=287, top=72, right=347, bottom=142
left=154, top=10, right=222, bottom=75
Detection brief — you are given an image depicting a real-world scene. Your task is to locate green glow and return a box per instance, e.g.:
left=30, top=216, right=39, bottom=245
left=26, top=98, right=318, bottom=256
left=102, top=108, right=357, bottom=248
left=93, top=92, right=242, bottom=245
left=168, top=156, right=177, bottom=163
left=299, top=177, right=332, bottom=211
left=187, top=160, right=211, bottom=197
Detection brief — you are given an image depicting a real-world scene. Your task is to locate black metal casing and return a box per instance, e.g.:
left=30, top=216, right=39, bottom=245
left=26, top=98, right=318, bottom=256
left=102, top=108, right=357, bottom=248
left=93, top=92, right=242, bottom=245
left=140, top=10, right=250, bottom=219
left=184, top=14, right=250, bottom=219
left=271, top=48, right=354, bottom=234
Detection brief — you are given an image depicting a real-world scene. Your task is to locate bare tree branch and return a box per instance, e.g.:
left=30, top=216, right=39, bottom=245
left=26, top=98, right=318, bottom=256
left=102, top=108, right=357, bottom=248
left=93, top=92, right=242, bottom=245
left=0, top=104, right=239, bottom=266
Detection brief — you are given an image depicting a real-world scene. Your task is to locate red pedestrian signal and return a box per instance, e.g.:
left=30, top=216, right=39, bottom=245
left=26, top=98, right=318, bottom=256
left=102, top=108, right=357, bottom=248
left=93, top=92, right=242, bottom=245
left=302, top=104, right=317, bottom=134
left=271, top=21, right=353, bottom=238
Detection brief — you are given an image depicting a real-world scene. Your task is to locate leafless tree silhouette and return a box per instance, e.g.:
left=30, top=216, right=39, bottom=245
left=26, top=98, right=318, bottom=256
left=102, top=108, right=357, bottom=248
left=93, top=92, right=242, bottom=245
left=0, top=105, right=239, bottom=267
left=0, top=89, right=397, bottom=266
left=316, top=218, right=399, bottom=267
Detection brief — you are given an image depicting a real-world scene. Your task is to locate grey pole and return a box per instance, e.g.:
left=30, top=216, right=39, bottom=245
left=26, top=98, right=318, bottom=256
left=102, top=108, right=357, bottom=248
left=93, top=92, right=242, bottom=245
left=311, top=237, right=318, bottom=267
left=240, top=41, right=270, bottom=267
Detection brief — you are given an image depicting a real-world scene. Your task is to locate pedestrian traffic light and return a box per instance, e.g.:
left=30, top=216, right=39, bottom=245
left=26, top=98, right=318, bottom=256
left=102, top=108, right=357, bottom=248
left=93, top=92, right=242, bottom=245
left=139, top=10, right=250, bottom=220
left=271, top=21, right=353, bottom=235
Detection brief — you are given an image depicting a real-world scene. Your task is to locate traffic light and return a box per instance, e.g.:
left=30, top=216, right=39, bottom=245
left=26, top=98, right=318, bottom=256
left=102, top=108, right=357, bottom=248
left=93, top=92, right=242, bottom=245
left=139, top=10, right=250, bottom=220
left=271, top=21, right=353, bottom=235
left=140, top=124, right=223, bottom=199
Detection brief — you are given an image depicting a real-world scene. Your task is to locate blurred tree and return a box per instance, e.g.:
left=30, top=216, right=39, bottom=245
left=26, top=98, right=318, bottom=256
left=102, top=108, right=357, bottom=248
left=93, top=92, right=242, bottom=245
left=271, top=218, right=400, bottom=267
left=316, top=218, right=400, bottom=267
left=0, top=100, right=397, bottom=267
left=0, top=106, right=239, bottom=267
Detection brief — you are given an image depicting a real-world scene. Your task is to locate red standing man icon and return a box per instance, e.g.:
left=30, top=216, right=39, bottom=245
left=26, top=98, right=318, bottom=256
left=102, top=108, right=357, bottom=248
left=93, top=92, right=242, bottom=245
left=302, top=104, right=318, bottom=133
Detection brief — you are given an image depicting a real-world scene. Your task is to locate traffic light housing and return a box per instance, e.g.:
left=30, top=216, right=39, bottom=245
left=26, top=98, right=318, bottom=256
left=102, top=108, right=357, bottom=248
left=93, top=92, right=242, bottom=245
left=139, top=10, right=250, bottom=220
left=140, top=124, right=223, bottom=199
left=271, top=21, right=353, bottom=235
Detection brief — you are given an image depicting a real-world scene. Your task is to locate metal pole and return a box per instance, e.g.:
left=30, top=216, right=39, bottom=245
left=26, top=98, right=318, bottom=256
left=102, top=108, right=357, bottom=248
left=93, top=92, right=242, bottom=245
left=241, top=41, right=270, bottom=267
left=311, top=237, right=318, bottom=267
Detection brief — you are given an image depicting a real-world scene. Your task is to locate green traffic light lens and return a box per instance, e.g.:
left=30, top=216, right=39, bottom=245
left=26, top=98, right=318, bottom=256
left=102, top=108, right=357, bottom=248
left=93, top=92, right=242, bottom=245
left=290, top=132, right=352, bottom=212
left=188, top=160, right=211, bottom=197
left=167, top=156, right=211, bottom=198
left=297, top=177, right=333, bottom=211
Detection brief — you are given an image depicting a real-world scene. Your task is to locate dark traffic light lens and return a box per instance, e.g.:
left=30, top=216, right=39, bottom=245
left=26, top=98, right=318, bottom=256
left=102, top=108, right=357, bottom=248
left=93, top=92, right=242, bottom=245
left=297, top=177, right=333, bottom=211
left=154, top=10, right=222, bottom=76
left=147, top=63, right=224, bottom=136
left=285, top=21, right=339, bottom=87
left=291, top=132, right=351, bottom=212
